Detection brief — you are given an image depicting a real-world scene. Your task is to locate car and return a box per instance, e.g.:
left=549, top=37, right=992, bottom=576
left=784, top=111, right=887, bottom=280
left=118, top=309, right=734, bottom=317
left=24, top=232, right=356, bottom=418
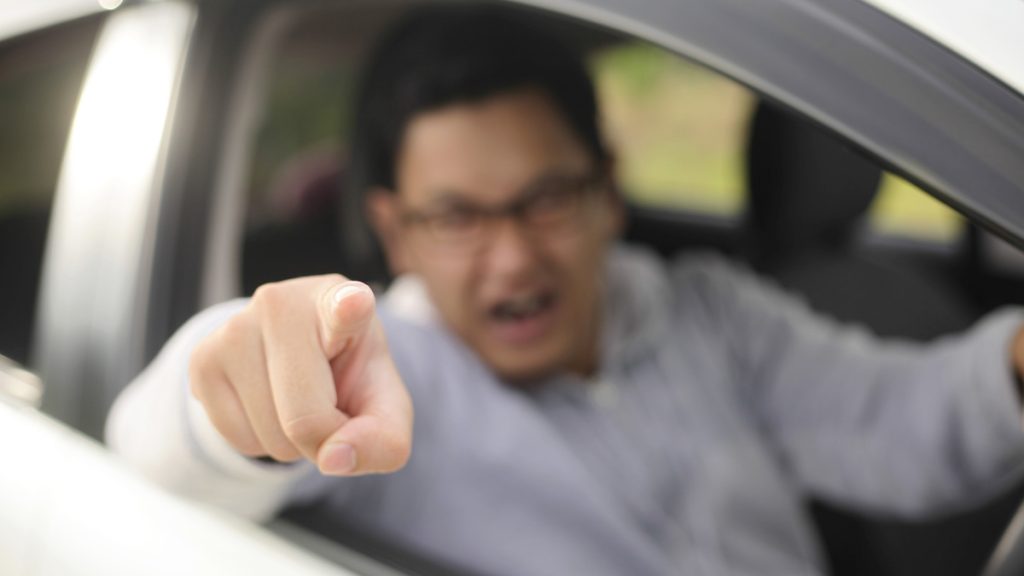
left=1, top=0, right=1023, bottom=574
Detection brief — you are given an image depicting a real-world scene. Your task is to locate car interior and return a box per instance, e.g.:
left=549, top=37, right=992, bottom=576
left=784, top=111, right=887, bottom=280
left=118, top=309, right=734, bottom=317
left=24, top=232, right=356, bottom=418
left=1, top=2, right=1023, bottom=575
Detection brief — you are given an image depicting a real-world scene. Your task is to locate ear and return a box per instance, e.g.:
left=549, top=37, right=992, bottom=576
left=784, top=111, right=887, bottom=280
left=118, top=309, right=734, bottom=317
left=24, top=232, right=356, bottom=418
left=366, top=188, right=412, bottom=274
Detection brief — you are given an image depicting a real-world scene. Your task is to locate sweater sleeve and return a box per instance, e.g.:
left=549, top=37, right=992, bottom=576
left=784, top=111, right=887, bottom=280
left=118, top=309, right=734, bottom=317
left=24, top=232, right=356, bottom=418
left=675, top=254, right=1024, bottom=518
left=105, top=299, right=316, bottom=522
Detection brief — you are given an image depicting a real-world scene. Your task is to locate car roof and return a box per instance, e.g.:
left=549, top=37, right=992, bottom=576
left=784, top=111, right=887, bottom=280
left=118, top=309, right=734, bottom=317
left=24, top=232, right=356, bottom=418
left=6, top=0, right=1023, bottom=98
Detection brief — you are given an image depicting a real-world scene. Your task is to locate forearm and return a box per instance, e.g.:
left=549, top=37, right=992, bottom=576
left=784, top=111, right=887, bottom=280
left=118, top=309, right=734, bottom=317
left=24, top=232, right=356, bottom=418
left=106, top=299, right=308, bottom=521
left=698, top=256, right=1024, bottom=515
left=771, top=310, right=1024, bottom=515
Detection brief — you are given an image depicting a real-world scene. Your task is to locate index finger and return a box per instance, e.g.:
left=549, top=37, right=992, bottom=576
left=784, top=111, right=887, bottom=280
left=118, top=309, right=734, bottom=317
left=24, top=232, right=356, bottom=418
left=256, top=277, right=373, bottom=460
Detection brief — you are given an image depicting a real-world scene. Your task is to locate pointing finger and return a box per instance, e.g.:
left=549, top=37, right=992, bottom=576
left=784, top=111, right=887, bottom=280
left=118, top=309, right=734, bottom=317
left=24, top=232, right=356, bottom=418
left=318, top=280, right=376, bottom=359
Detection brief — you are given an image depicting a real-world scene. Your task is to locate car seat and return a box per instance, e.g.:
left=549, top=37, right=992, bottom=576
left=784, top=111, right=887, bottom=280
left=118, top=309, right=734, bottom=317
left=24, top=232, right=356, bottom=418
left=242, top=149, right=389, bottom=295
left=744, top=100, right=1023, bottom=576
left=743, top=101, right=974, bottom=339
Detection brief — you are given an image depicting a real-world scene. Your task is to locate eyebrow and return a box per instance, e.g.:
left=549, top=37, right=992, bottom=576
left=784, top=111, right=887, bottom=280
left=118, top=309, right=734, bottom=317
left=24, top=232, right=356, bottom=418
left=419, top=168, right=586, bottom=210
left=419, top=191, right=476, bottom=212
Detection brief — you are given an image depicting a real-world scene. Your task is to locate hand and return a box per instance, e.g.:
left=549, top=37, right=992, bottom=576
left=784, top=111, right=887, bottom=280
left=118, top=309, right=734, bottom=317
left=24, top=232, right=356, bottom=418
left=188, top=275, right=413, bottom=476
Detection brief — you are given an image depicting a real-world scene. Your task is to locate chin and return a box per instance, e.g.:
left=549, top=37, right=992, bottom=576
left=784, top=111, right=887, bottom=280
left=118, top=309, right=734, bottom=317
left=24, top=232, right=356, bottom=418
left=483, top=345, right=574, bottom=387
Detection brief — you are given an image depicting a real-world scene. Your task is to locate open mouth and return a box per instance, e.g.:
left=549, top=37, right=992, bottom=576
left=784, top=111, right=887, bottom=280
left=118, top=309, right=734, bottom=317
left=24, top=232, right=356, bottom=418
left=491, top=292, right=555, bottom=321
left=487, top=290, right=558, bottom=344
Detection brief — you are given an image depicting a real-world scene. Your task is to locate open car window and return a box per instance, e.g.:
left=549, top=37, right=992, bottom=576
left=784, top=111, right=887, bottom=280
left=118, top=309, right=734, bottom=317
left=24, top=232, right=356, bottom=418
left=221, top=4, right=1024, bottom=575
left=593, top=40, right=966, bottom=247
left=238, top=22, right=973, bottom=291
left=591, top=42, right=751, bottom=219
left=871, top=173, right=965, bottom=245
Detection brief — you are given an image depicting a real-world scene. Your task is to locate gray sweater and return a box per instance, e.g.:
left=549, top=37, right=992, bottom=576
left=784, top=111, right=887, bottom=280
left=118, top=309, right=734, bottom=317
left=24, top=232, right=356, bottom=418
left=107, top=246, right=1024, bottom=576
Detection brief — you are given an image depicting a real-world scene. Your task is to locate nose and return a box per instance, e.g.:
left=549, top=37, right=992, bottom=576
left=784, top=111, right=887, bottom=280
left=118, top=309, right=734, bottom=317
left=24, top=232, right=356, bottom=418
left=482, top=216, right=538, bottom=279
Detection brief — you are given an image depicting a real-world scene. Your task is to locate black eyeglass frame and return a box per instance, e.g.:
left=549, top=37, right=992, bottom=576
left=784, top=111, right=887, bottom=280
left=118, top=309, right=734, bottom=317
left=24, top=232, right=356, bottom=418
left=397, top=169, right=611, bottom=245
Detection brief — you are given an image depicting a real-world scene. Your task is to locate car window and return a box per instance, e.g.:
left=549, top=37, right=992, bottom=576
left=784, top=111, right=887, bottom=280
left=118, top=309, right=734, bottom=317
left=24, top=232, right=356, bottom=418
left=245, top=32, right=359, bottom=231
left=870, top=173, right=964, bottom=244
left=0, top=17, right=101, bottom=366
left=238, top=7, right=397, bottom=294
left=146, top=2, right=1023, bottom=574
left=591, top=40, right=966, bottom=248
left=237, top=12, right=973, bottom=294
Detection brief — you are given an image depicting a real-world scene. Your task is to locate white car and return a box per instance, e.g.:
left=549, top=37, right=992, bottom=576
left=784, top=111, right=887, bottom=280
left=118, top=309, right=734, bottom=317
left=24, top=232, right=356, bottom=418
left=1, top=0, right=1023, bottom=574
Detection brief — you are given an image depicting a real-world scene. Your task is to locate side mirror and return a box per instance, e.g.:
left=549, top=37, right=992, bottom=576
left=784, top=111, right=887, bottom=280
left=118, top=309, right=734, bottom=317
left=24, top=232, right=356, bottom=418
left=0, top=354, right=43, bottom=408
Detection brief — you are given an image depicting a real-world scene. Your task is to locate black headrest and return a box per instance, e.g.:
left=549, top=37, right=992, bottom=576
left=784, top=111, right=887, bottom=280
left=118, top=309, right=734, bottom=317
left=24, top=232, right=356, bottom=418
left=745, top=102, right=882, bottom=259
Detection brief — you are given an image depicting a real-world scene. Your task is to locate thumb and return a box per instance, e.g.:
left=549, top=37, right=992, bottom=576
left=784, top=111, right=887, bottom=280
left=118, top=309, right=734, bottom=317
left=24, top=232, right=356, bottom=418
left=317, top=355, right=414, bottom=475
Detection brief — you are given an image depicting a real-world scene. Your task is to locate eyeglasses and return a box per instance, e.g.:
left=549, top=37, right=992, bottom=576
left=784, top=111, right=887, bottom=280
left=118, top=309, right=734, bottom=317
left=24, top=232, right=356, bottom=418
left=399, top=170, right=607, bottom=250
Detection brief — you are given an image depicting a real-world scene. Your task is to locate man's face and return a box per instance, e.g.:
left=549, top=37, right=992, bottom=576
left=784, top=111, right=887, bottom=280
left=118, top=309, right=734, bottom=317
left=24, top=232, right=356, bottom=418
left=369, top=88, right=621, bottom=383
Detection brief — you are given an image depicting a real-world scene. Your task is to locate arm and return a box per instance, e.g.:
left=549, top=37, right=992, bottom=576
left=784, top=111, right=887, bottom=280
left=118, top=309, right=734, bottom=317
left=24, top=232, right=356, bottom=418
left=679, top=255, right=1024, bottom=518
left=106, top=299, right=310, bottom=521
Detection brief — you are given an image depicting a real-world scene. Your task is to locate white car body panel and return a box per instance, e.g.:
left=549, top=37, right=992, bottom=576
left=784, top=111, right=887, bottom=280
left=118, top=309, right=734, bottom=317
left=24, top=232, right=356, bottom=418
left=0, top=399, right=351, bottom=576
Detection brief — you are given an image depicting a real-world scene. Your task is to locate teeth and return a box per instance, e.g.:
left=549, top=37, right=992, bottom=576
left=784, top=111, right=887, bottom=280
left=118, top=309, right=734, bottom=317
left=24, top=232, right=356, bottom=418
left=494, top=294, right=548, bottom=320
left=512, top=295, right=542, bottom=313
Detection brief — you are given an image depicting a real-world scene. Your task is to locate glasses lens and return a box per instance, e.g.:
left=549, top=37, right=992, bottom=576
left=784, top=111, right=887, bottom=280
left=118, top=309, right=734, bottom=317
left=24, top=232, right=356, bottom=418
left=405, top=171, right=601, bottom=251
left=522, top=175, right=596, bottom=228
left=426, top=209, right=482, bottom=245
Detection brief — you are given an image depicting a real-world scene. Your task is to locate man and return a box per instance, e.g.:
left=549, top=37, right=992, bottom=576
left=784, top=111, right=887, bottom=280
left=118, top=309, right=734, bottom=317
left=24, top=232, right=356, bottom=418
left=108, top=5, right=1024, bottom=575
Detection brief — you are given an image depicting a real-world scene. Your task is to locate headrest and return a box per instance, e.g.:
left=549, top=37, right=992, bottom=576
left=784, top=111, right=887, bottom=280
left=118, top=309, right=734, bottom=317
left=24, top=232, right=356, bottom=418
left=267, top=146, right=345, bottom=221
left=745, top=102, right=882, bottom=259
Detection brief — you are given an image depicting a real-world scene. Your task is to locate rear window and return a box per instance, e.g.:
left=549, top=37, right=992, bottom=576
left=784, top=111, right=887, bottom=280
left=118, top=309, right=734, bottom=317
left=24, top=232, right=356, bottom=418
left=591, top=42, right=753, bottom=218
left=870, top=173, right=964, bottom=244
left=592, top=40, right=964, bottom=246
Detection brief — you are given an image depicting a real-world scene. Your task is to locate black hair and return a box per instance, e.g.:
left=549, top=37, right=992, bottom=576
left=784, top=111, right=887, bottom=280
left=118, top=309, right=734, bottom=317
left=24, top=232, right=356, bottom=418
left=349, top=3, right=608, bottom=194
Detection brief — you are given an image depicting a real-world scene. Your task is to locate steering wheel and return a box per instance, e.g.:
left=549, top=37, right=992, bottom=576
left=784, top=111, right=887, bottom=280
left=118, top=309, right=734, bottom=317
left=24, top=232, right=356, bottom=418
left=984, top=500, right=1024, bottom=576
